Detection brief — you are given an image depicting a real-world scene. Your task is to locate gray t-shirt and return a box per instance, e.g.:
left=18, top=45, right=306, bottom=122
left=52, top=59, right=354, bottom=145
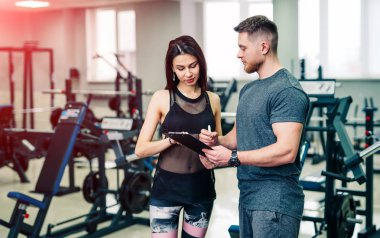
left=236, top=68, right=309, bottom=220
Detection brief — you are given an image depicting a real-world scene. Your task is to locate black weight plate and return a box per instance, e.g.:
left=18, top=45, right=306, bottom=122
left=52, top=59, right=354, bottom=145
left=120, top=172, right=151, bottom=214
left=330, top=193, right=356, bottom=238
left=82, top=171, right=108, bottom=203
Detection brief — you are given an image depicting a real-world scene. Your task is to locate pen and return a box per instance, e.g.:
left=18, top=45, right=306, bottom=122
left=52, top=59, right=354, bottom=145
left=208, top=125, right=211, bottom=132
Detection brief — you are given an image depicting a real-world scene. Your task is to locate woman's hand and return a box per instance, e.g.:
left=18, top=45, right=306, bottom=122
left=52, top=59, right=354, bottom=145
left=199, top=129, right=218, bottom=146
left=168, top=137, right=180, bottom=146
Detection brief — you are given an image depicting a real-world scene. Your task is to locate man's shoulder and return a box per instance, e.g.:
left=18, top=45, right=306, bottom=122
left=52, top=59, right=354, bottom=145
left=271, top=70, right=305, bottom=93
left=240, top=80, right=258, bottom=92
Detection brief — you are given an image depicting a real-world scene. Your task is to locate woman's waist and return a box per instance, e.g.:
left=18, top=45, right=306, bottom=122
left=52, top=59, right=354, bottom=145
left=156, top=164, right=211, bottom=177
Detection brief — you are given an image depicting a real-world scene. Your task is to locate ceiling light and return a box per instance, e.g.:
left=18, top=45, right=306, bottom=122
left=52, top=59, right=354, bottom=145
left=15, top=0, right=50, bottom=8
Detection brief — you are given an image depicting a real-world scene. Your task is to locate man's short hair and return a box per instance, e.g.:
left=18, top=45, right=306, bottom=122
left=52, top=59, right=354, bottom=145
left=234, top=15, right=278, bottom=54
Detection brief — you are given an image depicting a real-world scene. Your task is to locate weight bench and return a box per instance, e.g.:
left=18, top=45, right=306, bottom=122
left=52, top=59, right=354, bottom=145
left=0, top=102, right=87, bottom=238
left=33, top=116, right=149, bottom=237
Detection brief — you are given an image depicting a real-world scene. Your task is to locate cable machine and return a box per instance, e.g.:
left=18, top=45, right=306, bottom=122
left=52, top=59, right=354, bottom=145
left=0, top=42, right=54, bottom=129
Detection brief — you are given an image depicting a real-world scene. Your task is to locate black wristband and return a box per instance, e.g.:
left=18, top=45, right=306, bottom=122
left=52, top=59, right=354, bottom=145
left=229, top=149, right=241, bottom=167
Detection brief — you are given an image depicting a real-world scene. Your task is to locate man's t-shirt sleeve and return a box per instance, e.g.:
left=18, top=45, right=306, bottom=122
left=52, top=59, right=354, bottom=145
left=270, top=87, right=309, bottom=124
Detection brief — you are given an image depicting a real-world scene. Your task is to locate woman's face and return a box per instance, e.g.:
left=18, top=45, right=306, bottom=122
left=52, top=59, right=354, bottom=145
left=172, top=53, right=200, bottom=87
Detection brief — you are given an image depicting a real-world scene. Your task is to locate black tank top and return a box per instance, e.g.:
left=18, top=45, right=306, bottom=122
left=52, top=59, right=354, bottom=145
left=159, top=88, right=216, bottom=173
left=151, top=89, right=216, bottom=203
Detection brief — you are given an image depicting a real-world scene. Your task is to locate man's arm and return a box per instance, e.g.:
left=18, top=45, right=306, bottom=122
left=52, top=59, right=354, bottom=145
left=203, top=122, right=303, bottom=167
left=218, top=122, right=237, bottom=150
left=238, top=122, right=303, bottom=167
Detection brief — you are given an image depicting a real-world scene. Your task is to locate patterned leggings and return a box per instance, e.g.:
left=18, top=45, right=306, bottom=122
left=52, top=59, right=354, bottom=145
left=149, top=198, right=214, bottom=238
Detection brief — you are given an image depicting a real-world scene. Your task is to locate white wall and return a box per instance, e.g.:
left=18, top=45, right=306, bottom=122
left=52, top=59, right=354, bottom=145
left=135, top=1, right=180, bottom=93
left=180, top=0, right=204, bottom=46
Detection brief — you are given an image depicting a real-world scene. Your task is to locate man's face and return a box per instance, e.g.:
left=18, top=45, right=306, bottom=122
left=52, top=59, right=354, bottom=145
left=236, top=32, right=264, bottom=74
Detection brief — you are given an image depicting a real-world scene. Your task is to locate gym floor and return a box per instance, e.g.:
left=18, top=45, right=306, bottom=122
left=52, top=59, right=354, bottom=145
left=0, top=153, right=380, bottom=237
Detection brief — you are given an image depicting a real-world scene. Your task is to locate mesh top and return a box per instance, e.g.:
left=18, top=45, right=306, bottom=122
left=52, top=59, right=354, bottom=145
left=159, top=89, right=215, bottom=174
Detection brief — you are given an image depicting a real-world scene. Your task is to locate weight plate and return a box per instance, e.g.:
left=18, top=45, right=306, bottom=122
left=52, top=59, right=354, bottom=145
left=82, top=171, right=108, bottom=203
left=120, top=172, right=151, bottom=214
left=330, top=193, right=356, bottom=238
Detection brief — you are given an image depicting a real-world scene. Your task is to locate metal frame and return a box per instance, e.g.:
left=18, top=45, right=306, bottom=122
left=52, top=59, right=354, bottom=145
left=0, top=45, right=54, bottom=129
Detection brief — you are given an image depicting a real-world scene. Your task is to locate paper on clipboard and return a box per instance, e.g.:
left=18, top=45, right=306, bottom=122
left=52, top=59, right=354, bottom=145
left=167, top=132, right=212, bottom=156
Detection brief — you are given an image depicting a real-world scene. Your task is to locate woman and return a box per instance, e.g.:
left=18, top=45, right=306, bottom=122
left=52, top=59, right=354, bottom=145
left=135, top=35, right=222, bottom=238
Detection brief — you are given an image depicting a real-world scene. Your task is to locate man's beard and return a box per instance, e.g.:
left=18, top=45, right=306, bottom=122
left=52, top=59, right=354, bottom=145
left=244, top=62, right=261, bottom=74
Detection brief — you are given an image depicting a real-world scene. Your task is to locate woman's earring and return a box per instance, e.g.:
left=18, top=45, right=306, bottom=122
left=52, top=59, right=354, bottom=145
left=172, top=73, right=176, bottom=82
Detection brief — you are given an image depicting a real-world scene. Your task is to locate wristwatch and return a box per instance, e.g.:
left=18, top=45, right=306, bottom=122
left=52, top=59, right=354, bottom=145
left=228, top=150, right=241, bottom=167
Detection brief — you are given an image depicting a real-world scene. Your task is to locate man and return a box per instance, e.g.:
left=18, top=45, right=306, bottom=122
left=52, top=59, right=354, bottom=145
left=199, top=15, right=309, bottom=237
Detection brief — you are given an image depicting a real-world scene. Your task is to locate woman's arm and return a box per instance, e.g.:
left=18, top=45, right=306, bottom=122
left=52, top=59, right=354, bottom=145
left=135, top=90, right=172, bottom=158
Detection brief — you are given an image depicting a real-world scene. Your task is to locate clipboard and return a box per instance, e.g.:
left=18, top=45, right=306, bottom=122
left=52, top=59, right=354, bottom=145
left=167, top=132, right=212, bottom=156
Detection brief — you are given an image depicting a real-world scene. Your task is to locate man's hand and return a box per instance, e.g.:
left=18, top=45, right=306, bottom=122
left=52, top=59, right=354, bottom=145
left=199, top=155, right=216, bottom=169
left=202, top=145, right=231, bottom=167
left=199, top=129, right=218, bottom=146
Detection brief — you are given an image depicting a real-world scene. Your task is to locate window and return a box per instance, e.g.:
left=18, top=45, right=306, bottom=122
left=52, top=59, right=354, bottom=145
left=298, top=0, right=320, bottom=78
left=204, top=2, right=240, bottom=80
left=367, top=0, right=380, bottom=77
left=203, top=0, right=273, bottom=80
left=248, top=0, right=273, bottom=20
left=86, top=8, right=136, bottom=82
left=299, top=0, right=380, bottom=79
left=327, top=0, right=361, bottom=78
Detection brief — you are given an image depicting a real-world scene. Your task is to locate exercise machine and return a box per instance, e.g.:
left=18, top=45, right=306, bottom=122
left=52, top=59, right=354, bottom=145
left=0, top=101, right=150, bottom=237
left=90, top=53, right=147, bottom=120
left=302, top=95, right=380, bottom=238
left=0, top=105, right=30, bottom=182
left=322, top=96, right=380, bottom=238
left=44, top=116, right=150, bottom=237
left=44, top=69, right=148, bottom=130
left=208, top=77, right=237, bottom=134
left=298, top=80, right=361, bottom=237
left=0, top=42, right=54, bottom=129
left=0, top=101, right=87, bottom=237
left=301, top=78, right=337, bottom=164
left=299, top=79, right=338, bottom=191
left=208, top=77, right=237, bottom=112
left=346, top=97, right=380, bottom=171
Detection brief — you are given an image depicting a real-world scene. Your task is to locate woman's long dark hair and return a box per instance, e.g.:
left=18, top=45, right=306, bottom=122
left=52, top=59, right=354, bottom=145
left=164, top=35, right=208, bottom=91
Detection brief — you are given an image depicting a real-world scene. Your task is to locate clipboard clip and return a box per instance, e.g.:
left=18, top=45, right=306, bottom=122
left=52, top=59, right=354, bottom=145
left=167, top=131, right=189, bottom=135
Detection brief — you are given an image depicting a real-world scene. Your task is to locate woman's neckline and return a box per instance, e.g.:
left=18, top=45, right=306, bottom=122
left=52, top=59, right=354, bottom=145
left=175, top=87, right=203, bottom=103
